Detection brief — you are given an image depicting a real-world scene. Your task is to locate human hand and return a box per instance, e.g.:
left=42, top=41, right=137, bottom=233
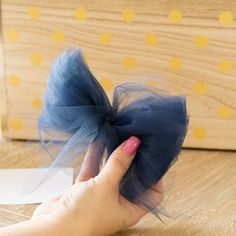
left=32, top=136, right=164, bottom=236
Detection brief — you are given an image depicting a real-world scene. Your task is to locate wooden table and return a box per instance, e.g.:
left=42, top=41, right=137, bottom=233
left=0, top=138, right=235, bottom=235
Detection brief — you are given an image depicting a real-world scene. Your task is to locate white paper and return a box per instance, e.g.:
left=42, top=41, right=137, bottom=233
left=0, top=168, right=73, bottom=205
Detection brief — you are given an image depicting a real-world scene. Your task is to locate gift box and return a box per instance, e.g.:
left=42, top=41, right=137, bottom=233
left=1, top=0, right=236, bottom=149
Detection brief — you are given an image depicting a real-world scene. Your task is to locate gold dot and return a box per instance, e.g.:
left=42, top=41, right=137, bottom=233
left=218, top=60, right=232, bottom=73
left=218, top=105, right=232, bottom=119
left=146, top=79, right=159, bottom=87
left=169, top=57, right=182, bottom=71
left=28, top=7, right=41, bottom=19
left=75, top=7, right=87, bottom=21
left=32, top=98, right=42, bottom=110
left=122, top=56, right=136, bottom=69
left=5, top=29, right=19, bottom=43
left=122, top=9, right=135, bottom=23
left=10, top=119, right=23, bottom=131
left=219, top=11, right=234, bottom=26
left=31, top=52, right=43, bottom=65
left=193, top=81, right=208, bottom=95
left=8, top=75, right=21, bottom=87
left=52, top=31, right=65, bottom=43
left=169, top=10, right=183, bottom=24
left=99, top=32, right=112, bottom=45
left=99, top=78, right=113, bottom=90
left=194, top=35, right=208, bottom=48
left=145, top=33, right=158, bottom=46
left=193, top=128, right=206, bottom=140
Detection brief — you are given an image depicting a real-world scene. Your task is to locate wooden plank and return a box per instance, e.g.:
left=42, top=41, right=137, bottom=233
left=1, top=0, right=236, bottom=149
left=0, top=138, right=235, bottom=235
left=0, top=0, right=7, bottom=136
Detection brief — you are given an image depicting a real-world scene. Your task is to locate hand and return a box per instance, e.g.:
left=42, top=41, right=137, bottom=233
left=32, top=136, right=164, bottom=236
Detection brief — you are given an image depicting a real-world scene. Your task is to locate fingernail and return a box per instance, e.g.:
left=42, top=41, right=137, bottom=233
left=122, top=136, right=141, bottom=156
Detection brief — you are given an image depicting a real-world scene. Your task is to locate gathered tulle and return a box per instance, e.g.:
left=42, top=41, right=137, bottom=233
left=36, top=47, right=188, bottom=218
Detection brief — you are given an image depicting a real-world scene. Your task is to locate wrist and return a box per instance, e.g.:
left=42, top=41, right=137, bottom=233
left=35, top=216, right=79, bottom=236
left=30, top=216, right=68, bottom=236
left=0, top=215, right=73, bottom=236
left=49, top=212, right=92, bottom=236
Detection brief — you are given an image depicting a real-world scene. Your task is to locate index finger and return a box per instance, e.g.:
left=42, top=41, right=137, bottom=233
left=75, top=141, right=104, bottom=182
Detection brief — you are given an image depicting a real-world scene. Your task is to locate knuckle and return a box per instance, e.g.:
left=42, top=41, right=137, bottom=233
left=158, top=192, right=164, bottom=203
left=87, top=178, right=97, bottom=189
left=153, top=191, right=164, bottom=204
left=112, top=155, right=129, bottom=171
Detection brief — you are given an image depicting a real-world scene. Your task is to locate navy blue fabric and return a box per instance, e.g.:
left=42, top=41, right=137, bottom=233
left=39, top=48, right=188, bottom=207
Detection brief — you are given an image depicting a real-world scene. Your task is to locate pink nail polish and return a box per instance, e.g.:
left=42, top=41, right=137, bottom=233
left=122, top=136, right=141, bottom=156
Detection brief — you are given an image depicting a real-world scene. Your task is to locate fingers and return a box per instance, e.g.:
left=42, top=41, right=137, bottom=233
left=99, top=136, right=141, bottom=187
left=76, top=141, right=103, bottom=182
left=145, top=179, right=164, bottom=204
left=121, top=179, right=164, bottom=221
left=137, top=179, right=164, bottom=211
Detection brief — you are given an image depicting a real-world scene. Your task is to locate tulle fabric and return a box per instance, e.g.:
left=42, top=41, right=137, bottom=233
left=33, top=47, right=188, bottom=218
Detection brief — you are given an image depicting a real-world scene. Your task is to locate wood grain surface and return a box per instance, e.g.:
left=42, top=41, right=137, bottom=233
left=1, top=0, right=236, bottom=149
left=0, top=138, right=235, bottom=235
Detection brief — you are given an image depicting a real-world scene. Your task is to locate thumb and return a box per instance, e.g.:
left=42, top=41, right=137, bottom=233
left=99, top=136, right=141, bottom=187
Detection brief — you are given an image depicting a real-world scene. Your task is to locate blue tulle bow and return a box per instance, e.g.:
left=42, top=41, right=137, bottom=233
left=38, top=47, right=189, bottom=216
